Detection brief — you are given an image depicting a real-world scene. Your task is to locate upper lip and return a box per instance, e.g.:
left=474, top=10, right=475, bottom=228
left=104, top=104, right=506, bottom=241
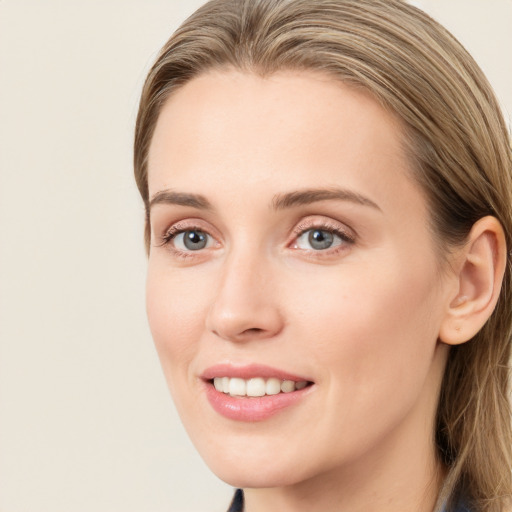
left=200, top=363, right=313, bottom=382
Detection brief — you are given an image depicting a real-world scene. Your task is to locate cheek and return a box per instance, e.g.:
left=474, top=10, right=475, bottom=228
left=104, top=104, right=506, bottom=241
left=145, top=263, right=210, bottom=378
left=279, top=261, right=445, bottom=464
left=289, top=258, right=443, bottom=389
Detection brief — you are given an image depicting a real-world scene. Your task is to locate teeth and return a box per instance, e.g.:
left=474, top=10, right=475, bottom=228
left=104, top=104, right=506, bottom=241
left=246, top=378, right=266, bottom=397
left=266, top=378, right=281, bottom=395
left=212, top=377, right=309, bottom=397
left=281, top=380, right=295, bottom=393
left=229, top=378, right=246, bottom=397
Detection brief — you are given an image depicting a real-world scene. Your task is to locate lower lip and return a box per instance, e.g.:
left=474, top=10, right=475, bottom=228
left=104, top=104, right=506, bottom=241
left=204, top=381, right=313, bottom=422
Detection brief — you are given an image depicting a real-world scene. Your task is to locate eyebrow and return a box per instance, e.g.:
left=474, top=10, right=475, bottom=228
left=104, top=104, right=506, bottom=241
left=271, top=188, right=381, bottom=211
left=148, top=187, right=381, bottom=212
left=149, top=190, right=213, bottom=210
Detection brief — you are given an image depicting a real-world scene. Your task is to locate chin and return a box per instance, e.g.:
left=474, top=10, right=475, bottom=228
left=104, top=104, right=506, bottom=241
left=189, top=430, right=314, bottom=489
left=208, top=460, right=305, bottom=489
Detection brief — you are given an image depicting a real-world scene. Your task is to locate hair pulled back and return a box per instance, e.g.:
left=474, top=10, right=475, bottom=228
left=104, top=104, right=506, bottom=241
left=134, top=1, right=512, bottom=510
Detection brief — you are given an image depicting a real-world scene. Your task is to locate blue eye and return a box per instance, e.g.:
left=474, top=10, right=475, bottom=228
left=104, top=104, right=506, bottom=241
left=174, top=230, right=211, bottom=251
left=296, top=229, right=344, bottom=250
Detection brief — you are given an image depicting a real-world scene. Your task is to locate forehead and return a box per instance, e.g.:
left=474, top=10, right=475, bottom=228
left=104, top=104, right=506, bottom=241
left=147, top=69, right=425, bottom=220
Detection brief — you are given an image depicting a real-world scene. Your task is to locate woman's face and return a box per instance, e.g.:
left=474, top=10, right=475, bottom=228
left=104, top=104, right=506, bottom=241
left=146, top=70, right=453, bottom=488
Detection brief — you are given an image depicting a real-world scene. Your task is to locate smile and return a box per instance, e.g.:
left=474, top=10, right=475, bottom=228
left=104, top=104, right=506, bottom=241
left=201, top=364, right=315, bottom=421
left=213, top=376, right=309, bottom=397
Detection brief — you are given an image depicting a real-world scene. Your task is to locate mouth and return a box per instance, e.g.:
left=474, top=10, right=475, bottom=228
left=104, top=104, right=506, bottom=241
left=210, top=376, right=311, bottom=397
left=201, top=364, right=315, bottom=421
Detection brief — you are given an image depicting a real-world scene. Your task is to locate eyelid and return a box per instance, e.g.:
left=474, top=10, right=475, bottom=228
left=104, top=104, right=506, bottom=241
left=292, top=217, right=356, bottom=243
left=158, top=218, right=218, bottom=239
left=171, top=229, right=214, bottom=252
left=156, top=218, right=222, bottom=256
left=287, top=216, right=357, bottom=256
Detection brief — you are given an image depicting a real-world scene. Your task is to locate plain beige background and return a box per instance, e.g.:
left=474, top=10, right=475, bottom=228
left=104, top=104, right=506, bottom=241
left=0, top=1, right=510, bottom=511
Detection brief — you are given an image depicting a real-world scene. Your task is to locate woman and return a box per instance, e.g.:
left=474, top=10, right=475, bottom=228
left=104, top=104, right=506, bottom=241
left=134, top=1, right=512, bottom=511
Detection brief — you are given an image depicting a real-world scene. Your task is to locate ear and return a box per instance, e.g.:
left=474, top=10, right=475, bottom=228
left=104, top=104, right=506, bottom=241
left=439, top=216, right=507, bottom=346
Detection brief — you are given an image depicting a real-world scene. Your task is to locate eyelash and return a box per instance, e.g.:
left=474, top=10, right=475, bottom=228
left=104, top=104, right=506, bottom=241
left=158, top=224, right=211, bottom=260
left=291, top=221, right=356, bottom=255
left=158, top=220, right=356, bottom=259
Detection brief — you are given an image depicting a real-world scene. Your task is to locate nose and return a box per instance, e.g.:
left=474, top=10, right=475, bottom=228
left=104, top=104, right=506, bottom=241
left=205, top=249, right=284, bottom=343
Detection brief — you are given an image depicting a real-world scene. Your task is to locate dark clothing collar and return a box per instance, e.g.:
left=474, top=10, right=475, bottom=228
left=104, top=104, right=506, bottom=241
left=227, top=489, right=244, bottom=512
left=227, top=489, right=472, bottom=512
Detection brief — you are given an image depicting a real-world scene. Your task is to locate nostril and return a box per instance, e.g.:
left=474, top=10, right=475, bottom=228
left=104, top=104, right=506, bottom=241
left=243, top=328, right=264, bottom=335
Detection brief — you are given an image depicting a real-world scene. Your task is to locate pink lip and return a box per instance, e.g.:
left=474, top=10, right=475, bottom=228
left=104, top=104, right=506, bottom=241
left=201, top=363, right=310, bottom=382
left=201, top=363, right=314, bottom=422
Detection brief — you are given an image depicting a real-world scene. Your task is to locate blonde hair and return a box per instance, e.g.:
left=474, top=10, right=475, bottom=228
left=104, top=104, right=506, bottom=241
left=134, top=1, right=512, bottom=510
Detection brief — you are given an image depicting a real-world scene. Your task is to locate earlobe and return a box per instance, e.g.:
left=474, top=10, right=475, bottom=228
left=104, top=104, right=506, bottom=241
left=439, top=216, right=507, bottom=346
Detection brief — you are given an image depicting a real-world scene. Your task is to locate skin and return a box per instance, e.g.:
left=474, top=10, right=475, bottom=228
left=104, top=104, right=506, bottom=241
left=146, top=70, right=458, bottom=512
